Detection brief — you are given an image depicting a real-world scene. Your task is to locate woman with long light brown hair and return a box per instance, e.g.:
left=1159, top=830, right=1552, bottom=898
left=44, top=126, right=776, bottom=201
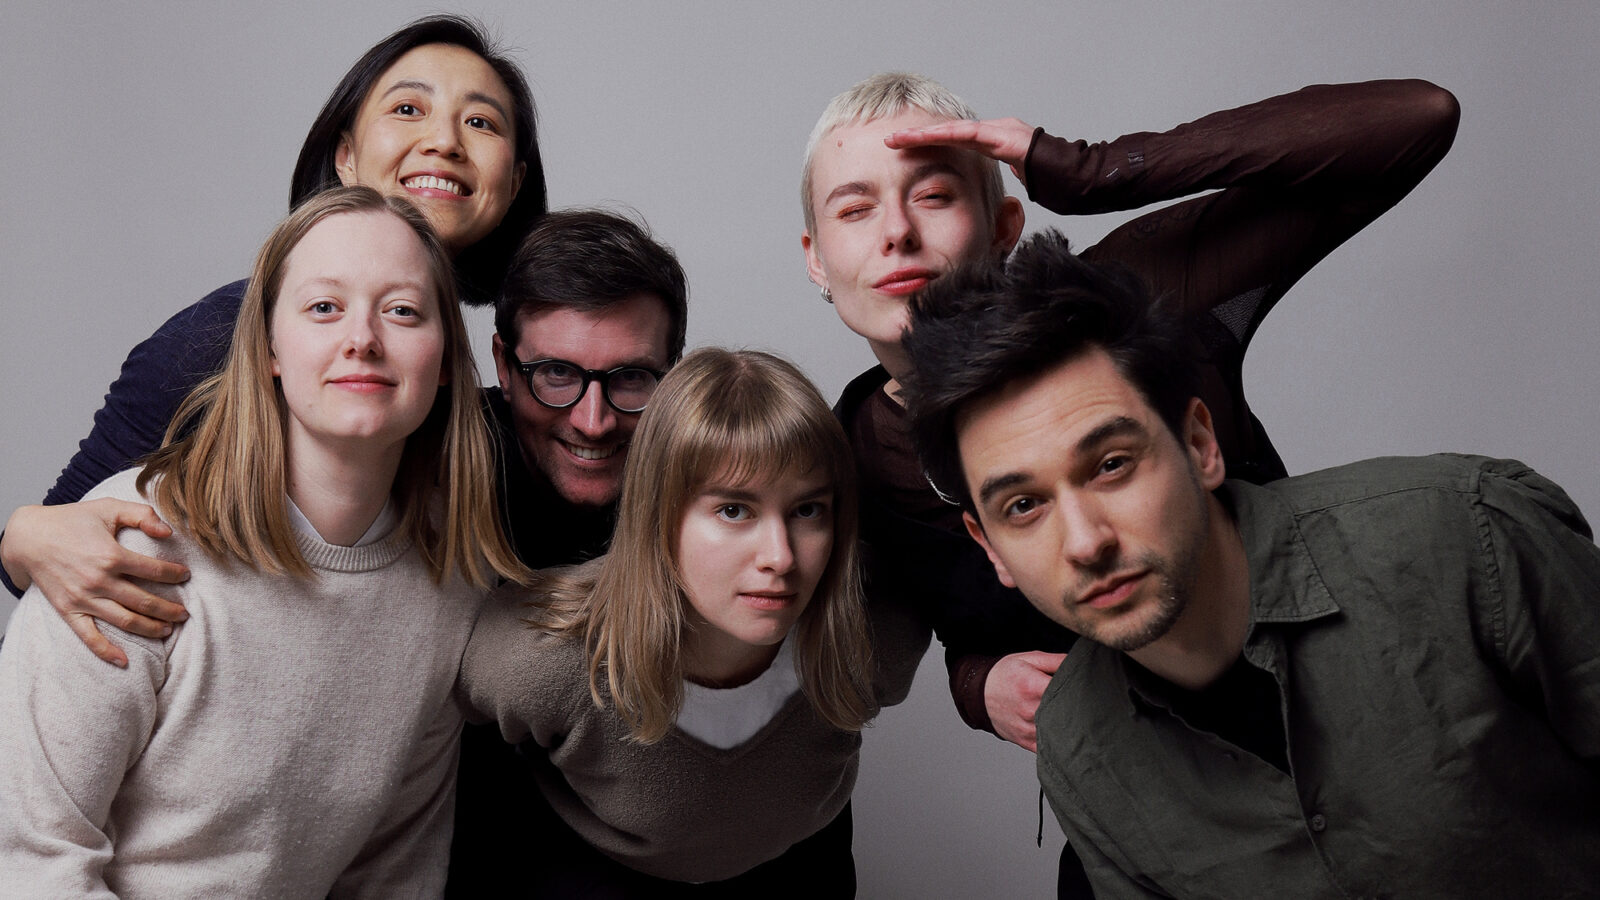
left=0, top=186, right=524, bottom=896
left=461, top=348, right=921, bottom=896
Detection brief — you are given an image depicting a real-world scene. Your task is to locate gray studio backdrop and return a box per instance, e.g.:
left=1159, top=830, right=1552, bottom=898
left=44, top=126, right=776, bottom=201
left=3, top=2, right=1596, bottom=896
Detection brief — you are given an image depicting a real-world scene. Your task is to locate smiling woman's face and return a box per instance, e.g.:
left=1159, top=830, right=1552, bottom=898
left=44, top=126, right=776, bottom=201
left=335, top=43, right=525, bottom=255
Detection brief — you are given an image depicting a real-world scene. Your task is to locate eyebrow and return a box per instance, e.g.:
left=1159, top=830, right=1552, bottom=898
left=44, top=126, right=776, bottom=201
left=701, top=482, right=832, bottom=504
left=378, top=81, right=513, bottom=125
left=974, top=415, right=1147, bottom=508
left=820, top=161, right=969, bottom=209
left=296, top=275, right=431, bottom=296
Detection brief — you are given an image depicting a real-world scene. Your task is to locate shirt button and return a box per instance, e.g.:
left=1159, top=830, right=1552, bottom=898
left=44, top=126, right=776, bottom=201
left=1309, top=813, right=1327, bottom=832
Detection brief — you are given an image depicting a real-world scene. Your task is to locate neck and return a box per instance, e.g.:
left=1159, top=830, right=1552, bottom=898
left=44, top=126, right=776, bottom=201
left=1127, top=494, right=1252, bottom=690
left=684, top=632, right=782, bottom=689
left=285, top=435, right=405, bottom=547
left=872, top=341, right=912, bottom=407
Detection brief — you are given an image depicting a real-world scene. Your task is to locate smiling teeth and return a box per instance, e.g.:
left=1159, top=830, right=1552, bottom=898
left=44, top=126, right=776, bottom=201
left=567, top=444, right=618, bottom=461
left=404, top=175, right=466, bottom=196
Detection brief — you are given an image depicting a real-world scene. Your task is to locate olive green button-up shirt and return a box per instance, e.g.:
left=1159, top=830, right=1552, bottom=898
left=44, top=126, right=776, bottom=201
left=1037, top=455, right=1600, bottom=899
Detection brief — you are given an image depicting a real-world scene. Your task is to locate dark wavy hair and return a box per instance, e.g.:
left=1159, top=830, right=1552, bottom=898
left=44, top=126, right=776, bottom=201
left=495, top=209, right=690, bottom=364
left=289, top=14, right=547, bottom=306
left=902, top=229, right=1198, bottom=513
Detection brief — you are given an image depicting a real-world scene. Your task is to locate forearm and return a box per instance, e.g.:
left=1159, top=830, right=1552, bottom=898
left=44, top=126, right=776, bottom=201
left=947, top=650, right=1002, bottom=734
left=1025, top=79, right=1460, bottom=216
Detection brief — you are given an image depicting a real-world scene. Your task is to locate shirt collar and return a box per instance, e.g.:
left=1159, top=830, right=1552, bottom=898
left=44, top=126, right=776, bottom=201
left=1219, top=479, right=1342, bottom=626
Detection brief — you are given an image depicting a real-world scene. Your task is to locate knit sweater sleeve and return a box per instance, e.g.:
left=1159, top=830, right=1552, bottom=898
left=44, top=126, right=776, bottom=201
left=0, top=547, right=169, bottom=895
left=457, top=586, right=582, bottom=747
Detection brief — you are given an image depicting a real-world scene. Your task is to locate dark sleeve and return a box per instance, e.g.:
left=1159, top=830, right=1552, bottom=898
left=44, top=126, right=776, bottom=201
left=42, top=280, right=247, bottom=506
left=948, top=652, right=1000, bottom=732
left=1028, top=80, right=1458, bottom=481
left=1473, top=460, right=1600, bottom=762
left=1028, top=79, right=1460, bottom=341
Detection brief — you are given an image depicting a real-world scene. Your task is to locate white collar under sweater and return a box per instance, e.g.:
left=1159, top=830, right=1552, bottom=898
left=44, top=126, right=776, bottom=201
left=676, top=637, right=801, bottom=749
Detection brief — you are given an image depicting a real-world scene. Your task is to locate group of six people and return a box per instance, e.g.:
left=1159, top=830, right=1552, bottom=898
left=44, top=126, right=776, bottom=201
left=2, top=12, right=1594, bottom=900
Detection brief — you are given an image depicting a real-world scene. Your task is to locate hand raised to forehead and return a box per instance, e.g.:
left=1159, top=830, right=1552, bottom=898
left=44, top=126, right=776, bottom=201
left=884, top=117, right=1036, bottom=184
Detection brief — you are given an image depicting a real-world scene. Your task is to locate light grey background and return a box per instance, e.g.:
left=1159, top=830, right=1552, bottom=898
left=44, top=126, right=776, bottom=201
left=3, top=2, right=1597, bottom=896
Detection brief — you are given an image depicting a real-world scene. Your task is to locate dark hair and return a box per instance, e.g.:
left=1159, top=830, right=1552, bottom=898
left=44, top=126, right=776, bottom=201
left=494, top=209, right=690, bottom=364
left=289, top=14, right=547, bottom=306
left=902, top=229, right=1199, bottom=513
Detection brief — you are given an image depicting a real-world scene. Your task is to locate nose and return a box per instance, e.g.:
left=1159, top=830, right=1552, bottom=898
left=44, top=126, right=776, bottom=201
left=1056, top=492, right=1116, bottom=568
left=567, top=380, right=617, bottom=439
left=421, top=114, right=466, bottom=160
left=880, top=198, right=920, bottom=253
left=756, top=519, right=797, bottom=575
left=343, top=311, right=383, bottom=358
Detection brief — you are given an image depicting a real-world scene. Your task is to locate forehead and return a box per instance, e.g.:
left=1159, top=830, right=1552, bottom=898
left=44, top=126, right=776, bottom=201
left=809, top=109, right=985, bottom=206
left=281, top=211, right=432, bottom=290
left=365, top=43, right=513, bottom=107
left=957, top=350, right=1159, bottom=487
left=511, top=293, right=673, bottom=367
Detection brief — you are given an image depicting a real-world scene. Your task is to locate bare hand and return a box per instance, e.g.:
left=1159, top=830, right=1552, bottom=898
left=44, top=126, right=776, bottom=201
left=2, top=500, right=190, bottom=667
left=885, top=117, right=1038, bottom=184
left=984, top=650, right=1066, bottom=752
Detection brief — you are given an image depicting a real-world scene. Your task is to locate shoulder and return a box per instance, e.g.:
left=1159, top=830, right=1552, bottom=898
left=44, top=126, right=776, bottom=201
left=1244, top=454, right=1558, bottom=520
left=832, top=365, right=890, bottom=424
left=463, top=586, right=586, bottom=690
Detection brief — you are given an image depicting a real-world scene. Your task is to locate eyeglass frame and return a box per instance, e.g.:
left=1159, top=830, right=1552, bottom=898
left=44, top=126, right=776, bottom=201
left=508, top=352, right=666, bottom=414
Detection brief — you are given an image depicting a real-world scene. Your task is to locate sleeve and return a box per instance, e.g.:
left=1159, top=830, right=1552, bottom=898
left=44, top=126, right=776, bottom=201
left=0, top=589, right=166, bottom=897
left=42, top=280, right=247, bottom=507
left=330, top=705, right=463, bottom=899
left=1472, top=459, right=1600, bottom=760
left=1029, top=80, right=1459, bottom=483
left=1028, top=79, right=1460, bottom=333
left=455, top=587, right=575, bottom=748
left=947, top=652, right=1001, bottom=732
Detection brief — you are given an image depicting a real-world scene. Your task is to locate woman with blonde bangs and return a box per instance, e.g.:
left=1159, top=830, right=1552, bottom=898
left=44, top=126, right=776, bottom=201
left=461, top=348, right=921, bottom=896
left=0, top=186, right=525, bottom=897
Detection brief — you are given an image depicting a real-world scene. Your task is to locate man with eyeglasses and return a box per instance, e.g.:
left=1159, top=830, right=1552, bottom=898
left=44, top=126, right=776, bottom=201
left=450, top=207, right=689, bottom=896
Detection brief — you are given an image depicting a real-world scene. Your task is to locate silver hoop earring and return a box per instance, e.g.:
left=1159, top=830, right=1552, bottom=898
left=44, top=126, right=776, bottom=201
left=820, top=287, right=833, bottom=304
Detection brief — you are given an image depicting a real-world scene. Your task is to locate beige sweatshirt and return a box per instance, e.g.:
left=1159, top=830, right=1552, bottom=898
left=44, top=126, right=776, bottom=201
left=0, top=469, right=482, bottom=899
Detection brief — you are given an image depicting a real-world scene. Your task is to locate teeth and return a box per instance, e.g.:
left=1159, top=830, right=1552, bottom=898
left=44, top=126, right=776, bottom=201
left=567, top=444, right=618, bottom=461
left=404, top=175, right=466, bottom=196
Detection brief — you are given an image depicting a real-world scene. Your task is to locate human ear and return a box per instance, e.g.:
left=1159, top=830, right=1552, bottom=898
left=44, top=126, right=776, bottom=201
left=510, top=161, right=527, bottom=200
left=991, top=195, right=1025, bottom=258
left=801, top=230, right=827, bottom=291
left=334, top=135, right=358, bottom=187
left=490, top=333, right=512, bottom=394
left=1183, top=398, right=1226, bottom=490
left=964, top=511, right=1017, bottom=589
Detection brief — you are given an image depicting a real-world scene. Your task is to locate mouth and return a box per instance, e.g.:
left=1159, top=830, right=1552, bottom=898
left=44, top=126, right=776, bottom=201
left=402, top=174, right=471, bottom=197
left=561, top=440, right=622, bottom=462
left=740, top=591, right=798, bottom=610
left=330, top=374, right=396, bottom=390
left=874, top=267, right=940, bottom=295
left=1078, top=571, right=1146, bottom=610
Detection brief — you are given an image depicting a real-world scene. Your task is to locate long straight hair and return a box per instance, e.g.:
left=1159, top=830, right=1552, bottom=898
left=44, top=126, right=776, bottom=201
left=138, top=186, right=527, bottom=589
left=532, top=349, right=873, bottom=742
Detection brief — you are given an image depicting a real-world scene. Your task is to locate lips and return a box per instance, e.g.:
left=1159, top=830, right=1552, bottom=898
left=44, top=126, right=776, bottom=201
left=1078, top=571, right=1146, bottom=609
left=561, top=440, right=621, bottom=462
left=329, top=373, right=396, bottom=392
left=874, top=267, right=940, bottom=295
left=739, top=591, right=798, bottom=610
left=402, top=174, right=471, bottom=197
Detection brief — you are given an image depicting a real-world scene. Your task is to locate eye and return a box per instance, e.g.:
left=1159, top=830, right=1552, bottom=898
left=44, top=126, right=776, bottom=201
left=916, top=187, right=955, bottom=206
left=387, top=301, right=422, bottom=319
left=393, top=102, right=422, bottom=117
left=793, top=500, right=830, bottom=520
left=716, top=504, right=752, bottom=522
left=466, top=114, right=496, bottom=131
left=1002, top=496, right=1040, bottom=520
left=836, top=203, right=872, bottom=222
left=1097, top=453, right=1134, bottom=479
left=309, top=300, right=338, bottom=315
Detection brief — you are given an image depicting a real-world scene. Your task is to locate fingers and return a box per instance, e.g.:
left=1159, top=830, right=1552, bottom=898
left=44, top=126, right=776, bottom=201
left=885, top=120, right=982, bottom=150
left=80, top=595, right=175, bottom=641
left=96, top=577, right=188, bottom=625
left=115, top=547, right=190, bottom=588
left=66, top=614, right=128, bottom=668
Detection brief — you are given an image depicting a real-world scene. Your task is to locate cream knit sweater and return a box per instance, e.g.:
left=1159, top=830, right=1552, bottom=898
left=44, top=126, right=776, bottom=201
left=0, top=469, right=482, bottom=898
